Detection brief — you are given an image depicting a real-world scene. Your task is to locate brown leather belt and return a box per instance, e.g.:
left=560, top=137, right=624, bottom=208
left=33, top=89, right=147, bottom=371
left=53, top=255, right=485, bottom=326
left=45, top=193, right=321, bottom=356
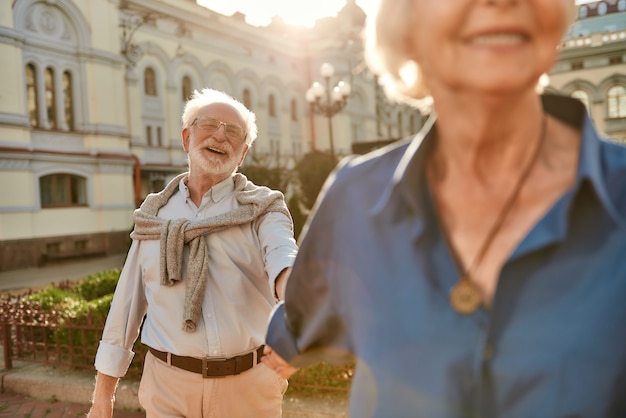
left=148, top=346, right=264, bottom=378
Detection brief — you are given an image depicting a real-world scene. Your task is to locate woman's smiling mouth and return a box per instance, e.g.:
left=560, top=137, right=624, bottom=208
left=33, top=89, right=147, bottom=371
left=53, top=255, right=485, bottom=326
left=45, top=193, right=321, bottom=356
left=470, top=33, right=528, bottom=46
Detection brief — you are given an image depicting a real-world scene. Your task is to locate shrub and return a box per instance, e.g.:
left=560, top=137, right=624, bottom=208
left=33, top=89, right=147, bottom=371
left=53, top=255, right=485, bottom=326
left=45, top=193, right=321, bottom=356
left=19, top=271, right=121, bottom=361
left=71, top=269, right=121, bottom=301
left=288, top=361, right=354, bottom=395
left=18, top=268, right=354, bottom=396
left=24, top=287, right=78, bottom=310
left=288, top=193, right=307, bottom=240
left=296, top=151, right=336, bottom=209
left=239, top=164, right=287, bottom=193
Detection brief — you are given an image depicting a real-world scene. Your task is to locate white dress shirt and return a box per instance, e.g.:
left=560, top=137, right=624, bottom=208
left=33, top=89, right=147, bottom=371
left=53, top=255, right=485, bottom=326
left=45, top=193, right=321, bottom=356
left=95, top=175, right=298, bottom=378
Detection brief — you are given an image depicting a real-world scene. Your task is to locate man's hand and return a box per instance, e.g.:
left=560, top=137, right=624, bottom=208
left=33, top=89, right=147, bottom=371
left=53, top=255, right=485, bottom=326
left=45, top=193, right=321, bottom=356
left=262, top=345, right=299, bottom=379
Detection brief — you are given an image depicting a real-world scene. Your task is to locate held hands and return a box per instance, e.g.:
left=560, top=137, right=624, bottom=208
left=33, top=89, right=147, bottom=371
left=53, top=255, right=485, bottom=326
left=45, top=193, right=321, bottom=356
left=262, top=345, right=299, bottom=379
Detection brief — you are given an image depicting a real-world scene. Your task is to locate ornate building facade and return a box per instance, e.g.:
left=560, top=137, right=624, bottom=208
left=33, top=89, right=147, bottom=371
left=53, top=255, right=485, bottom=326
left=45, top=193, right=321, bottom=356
left=549, top=0, right=626, bottom=143
left=1, top=0, right=624, bottom=271
left=0, top=0, right=420, bottom=271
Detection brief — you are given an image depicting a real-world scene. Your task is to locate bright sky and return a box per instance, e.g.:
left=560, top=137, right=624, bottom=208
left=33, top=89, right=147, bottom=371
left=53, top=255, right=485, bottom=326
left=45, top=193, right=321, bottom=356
left=196, top=0, right=375, bottom=27
left=197, top=0, right=596, bottom=28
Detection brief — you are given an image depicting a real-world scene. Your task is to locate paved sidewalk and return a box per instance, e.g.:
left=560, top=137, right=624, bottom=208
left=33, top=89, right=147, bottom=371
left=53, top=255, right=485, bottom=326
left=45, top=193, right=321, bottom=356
left=0, top=360, right=348, bottom=417
left=0, top=392, right=143, bottom=417
left=0, top=254, right=127, bottom=292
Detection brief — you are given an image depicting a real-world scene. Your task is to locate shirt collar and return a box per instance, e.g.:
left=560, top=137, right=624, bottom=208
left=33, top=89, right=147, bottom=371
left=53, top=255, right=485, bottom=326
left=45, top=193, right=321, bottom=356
left=208, top=175, right=236, bottom=203
left=574, top=108, right=623, bottom=225
left=370, top=113, right=436, bottom=238
left=372, top=94, right=623, bottom=237
left=178, top=174, right=236, bottom=205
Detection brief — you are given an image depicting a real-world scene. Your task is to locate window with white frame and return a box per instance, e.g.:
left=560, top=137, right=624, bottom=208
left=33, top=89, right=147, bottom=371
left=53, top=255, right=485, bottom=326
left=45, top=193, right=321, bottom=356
left=243, top=89, right=252, bottom=110
left=607, top=85, right=626, bottom=118
left=17, top=0, right=83, bottom=132
left=182, top=75, right=192, bottom=102
left=26, top=64, right=38, bottom=127
left=40, top=173, right=87, bottom=208
left=269, top=94, right=277, bottom=117
left=63, top=71, right=74, bottom=130
left=290, top=98, right=298, bottom=121
left=44, top=67, right=56, bottom=129
left=144, top=67, right=157, bottom=96
left=25, top=63, right=76, bottom=130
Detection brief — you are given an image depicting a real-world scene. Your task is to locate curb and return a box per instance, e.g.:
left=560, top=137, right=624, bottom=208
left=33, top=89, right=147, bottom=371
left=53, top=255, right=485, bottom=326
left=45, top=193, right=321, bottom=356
left=0, top=361, right=350, bottom=417
left=0, top=361, right=142, bottom=412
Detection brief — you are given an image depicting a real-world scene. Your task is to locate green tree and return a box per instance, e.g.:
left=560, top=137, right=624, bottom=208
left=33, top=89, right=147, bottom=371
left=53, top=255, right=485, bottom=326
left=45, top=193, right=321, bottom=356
left=296, top=151, right=336, bottom=209
left=288, top=194, right=306, bottom=240
left=238, top=163, right=286, bottom=193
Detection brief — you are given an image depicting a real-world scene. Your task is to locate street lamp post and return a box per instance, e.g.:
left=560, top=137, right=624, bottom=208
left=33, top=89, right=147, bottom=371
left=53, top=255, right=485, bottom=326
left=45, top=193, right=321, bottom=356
left=306, top=63, right=351, bottom=161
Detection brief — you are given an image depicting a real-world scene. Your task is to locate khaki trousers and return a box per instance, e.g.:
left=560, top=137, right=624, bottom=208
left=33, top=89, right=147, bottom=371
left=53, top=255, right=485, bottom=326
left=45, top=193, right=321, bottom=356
left=138, top=350, right=288, bottom=417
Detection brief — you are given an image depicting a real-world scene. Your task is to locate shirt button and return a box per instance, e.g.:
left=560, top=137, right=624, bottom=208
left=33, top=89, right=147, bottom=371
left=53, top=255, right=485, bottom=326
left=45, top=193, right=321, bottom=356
left=483, top=343, right=495, bottom=362
left=206, top=313, right=213, bottom=319
left=212, top=350, right=219, bottom=356
left=196, top=213, right=202, bottom=217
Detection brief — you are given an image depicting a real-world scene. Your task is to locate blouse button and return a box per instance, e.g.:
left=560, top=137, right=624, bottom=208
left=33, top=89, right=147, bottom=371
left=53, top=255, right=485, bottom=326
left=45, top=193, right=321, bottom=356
left=483, top=343, right=495, bottom=362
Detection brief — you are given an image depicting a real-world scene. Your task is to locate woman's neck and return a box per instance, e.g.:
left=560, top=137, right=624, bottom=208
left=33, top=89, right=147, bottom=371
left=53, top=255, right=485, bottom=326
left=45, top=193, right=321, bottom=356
left=430, top=91, right=545, bottom=185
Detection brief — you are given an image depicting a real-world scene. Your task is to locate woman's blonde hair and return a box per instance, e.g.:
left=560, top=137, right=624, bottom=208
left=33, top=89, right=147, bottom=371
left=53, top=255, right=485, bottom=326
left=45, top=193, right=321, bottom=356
left=364, top=0, right=578, bottom=110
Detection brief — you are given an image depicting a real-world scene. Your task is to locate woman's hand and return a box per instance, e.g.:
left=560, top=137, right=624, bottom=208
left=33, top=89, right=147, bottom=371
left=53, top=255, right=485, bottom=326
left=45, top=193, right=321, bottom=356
left=262, top=345, right=299, bottom=379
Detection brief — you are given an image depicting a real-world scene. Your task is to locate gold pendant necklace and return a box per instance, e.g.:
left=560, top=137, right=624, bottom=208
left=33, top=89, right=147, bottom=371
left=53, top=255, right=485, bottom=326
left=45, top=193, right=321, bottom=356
left=443, top=114, right=547, bottom=315
left=449, top=276, right=483, bottom=314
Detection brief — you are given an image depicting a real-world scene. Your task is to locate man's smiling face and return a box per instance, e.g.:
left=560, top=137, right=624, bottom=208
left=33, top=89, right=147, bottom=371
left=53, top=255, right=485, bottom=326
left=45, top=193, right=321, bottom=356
left=182, top=102, right=249, bottom=182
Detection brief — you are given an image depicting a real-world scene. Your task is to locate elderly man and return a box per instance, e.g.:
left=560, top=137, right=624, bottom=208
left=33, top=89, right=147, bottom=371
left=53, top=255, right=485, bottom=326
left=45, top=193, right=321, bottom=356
left=88, top=88, right=298, bottom=418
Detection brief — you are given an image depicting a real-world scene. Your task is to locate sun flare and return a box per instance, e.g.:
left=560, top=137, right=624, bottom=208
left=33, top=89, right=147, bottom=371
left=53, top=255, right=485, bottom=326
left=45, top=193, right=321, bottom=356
left=198, top=0, right=375, bottom=28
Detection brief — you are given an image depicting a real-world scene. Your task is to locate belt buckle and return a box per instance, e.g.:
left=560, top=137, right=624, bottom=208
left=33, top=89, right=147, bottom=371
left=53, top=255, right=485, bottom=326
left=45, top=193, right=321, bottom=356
left=202, top=355, right=226, bottom=378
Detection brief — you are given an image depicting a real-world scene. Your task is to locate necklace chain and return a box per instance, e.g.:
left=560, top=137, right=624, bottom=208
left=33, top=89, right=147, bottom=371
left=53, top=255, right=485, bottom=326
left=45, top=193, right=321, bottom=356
left=464, top=113, right=547, bottom=277
left=434, top=113, right=548, bottom=314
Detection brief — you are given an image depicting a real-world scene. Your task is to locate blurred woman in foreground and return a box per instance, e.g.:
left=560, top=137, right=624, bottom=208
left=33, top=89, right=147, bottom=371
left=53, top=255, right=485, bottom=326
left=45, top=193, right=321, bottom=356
left=263, top=0, right=626, bottom=416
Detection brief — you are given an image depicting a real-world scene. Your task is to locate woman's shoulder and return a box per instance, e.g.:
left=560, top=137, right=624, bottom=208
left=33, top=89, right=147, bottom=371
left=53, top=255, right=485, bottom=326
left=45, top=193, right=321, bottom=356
left=598, top=137, right=626, bottom=161
left=310, top=137, right=416, bottom=215
left=594, top=137, right=626, bottom=218
left=332, top=137, right=414, bottom=187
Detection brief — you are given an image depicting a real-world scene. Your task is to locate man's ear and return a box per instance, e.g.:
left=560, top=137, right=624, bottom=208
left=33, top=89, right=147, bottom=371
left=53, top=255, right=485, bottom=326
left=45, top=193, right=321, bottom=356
left=182, top=127, right=190, bottom=153
left=238, top=144, right=250, bottom=166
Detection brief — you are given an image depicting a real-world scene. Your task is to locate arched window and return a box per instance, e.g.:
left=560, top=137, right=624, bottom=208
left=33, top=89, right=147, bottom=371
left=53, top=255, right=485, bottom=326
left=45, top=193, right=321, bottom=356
left=26, top=64, right=38, bottom=127
left=269, top=94, right=276, bottom=117
left=398, top=113, right=403, bottom=137
left=182, top=75, right=192, bottom=102
left=144, top=67, right=157, bottom=96
left=45, top=67, right=56, bottom=129
left=608, top=85, right=626, bottom=118
left=243, top=89, right=252, bottom=110
left=290, top=99, right=298, bottom=121
left=40, top=173, right=87, bottom=207
left=63, top=71, right=74, bottom=130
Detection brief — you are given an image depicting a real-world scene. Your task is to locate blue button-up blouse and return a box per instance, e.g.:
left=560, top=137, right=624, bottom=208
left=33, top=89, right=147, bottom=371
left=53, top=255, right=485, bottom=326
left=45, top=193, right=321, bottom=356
left=266, top=95, right=626, bottom=417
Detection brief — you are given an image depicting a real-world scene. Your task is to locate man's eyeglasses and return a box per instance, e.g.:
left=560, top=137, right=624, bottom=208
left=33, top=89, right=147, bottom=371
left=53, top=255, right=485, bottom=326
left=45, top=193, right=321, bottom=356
left=191, top=117, right=247, bottom=143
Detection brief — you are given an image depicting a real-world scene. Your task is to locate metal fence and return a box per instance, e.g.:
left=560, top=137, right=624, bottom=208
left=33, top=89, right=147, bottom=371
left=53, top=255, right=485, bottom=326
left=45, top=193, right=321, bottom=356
left=0, top=292, right=350, bottom=393
left=0, top=293, right=146, bottom=378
